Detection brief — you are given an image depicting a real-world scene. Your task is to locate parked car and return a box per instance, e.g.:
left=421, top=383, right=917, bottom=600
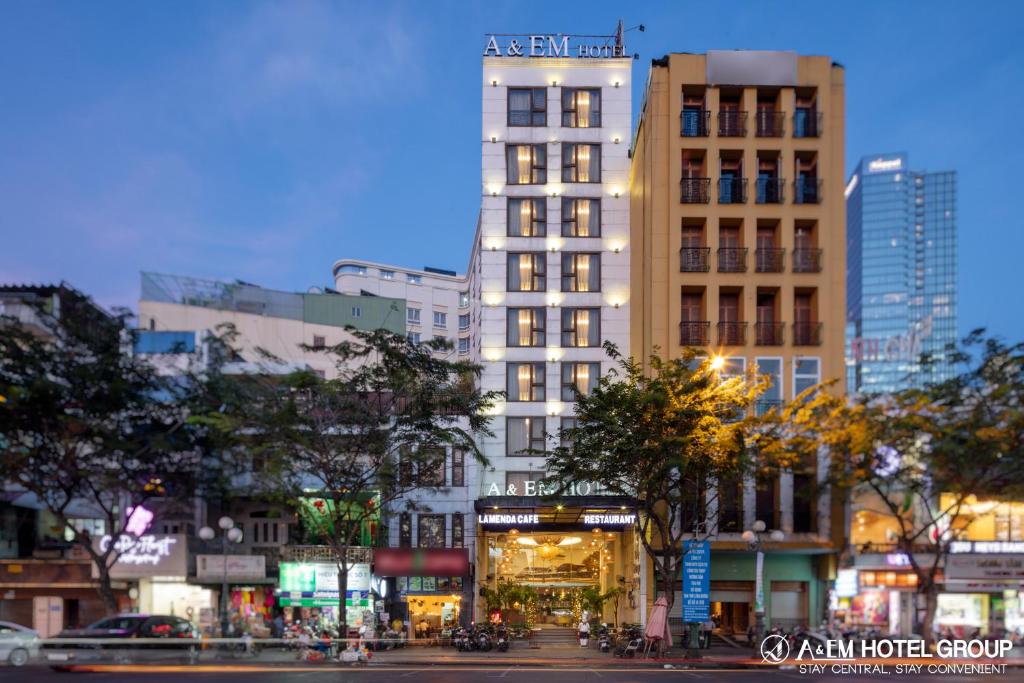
left=0, top=621, right=39, bottom=667
left=42, top=614, right=199, bottom=668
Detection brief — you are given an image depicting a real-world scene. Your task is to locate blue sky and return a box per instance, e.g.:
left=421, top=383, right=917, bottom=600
left=1, top=1, right=1022, bottom=339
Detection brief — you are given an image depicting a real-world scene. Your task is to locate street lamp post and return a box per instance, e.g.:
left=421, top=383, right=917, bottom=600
left=199, top=516, right=243, bottom=638
left=741, top=520, right=784, bottom=651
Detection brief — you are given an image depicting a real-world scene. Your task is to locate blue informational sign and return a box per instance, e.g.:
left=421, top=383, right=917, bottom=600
left=682, top=540, right=711, bottom=623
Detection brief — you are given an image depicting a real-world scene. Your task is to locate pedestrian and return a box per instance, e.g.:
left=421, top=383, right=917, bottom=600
left=702, top=618, right=714, bottom=648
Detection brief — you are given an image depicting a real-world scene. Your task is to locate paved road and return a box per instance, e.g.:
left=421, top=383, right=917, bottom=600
left=2, top=667, right=1022, bottom=682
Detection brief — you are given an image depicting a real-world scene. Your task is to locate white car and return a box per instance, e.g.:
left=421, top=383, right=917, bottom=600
left=0, top=621, right=39, bottom=667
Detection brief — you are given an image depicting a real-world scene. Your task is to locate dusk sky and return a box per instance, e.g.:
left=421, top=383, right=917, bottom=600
left=1, top=1, right=1022, bottom=339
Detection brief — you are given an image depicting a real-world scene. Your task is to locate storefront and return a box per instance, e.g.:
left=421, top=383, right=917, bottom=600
left=194, top=554, right=272, bottom=635
left=708, top=551, right=828, bottom=634
left=276, top=561, right=373, bottom=633
left=93, top=534, right=212, bottom=621
left=374, top=547, right=470, bottom=640
left=474, top=496, right=643, bottom=627
left=943, top=542, right=1024, bottom=636
left=839, top=552, right=921, bottom=635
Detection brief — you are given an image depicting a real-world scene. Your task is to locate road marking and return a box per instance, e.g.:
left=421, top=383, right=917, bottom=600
left=588, top=668, right=604, bottom=677
left=399, top=671, right=418, bottom=677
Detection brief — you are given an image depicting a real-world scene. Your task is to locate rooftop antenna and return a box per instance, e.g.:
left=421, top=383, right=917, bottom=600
left=615, top=19, right=645, bottom=59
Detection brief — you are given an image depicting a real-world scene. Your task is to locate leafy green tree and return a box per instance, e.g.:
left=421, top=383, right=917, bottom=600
left=754, top=331, right=1024, bottom=640
left=545, top=344, right=766, bottom=619
left=0, top=295, right=206, bottom=614
left=225, top=328, right=498, bottom=636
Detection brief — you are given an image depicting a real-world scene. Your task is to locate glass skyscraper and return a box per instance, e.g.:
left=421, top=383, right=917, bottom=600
left=845, top=153, right=957, bottom=393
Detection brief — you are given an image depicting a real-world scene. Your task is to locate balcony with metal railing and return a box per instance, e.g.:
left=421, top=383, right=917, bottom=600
left=717, top=177, right=747, bottom=204
left=718, top=111, right=746, bottom=137
left=794, top=177, right=823, bottom=204
left=680, top=247, right=711, bottom=273
left=755, top=110, right=785, bottom=137
left=679, top=320, right=710, bottom=346
left=755, top=248, right=785, bottom=273
left=792, top=321, right=823, bottom=346
left=792, top=248, right=823, bottom=273
left=680, top=109, right=711, bottom=137
left=717, top=321, right=747, bottom=346
left=717, top=248, right=747, bottom=273
left=793, top=110, right=822, bottom=138
left=680, top=178, right=711, bottom=204
left=755, top=177, right=785, bottom=204
left=755, top=321, right=785, bottom=346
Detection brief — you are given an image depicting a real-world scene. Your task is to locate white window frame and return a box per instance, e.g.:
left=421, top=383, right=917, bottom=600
left=433, top=311, right=447, bottom=329
left=407, top=307, right=421, bottom=324
left=792, top=356, right=821, bottom=399
left=380, top=270, right=395, bottom=280
left=351, top=306, right=361, bottom=318
left=754, top=356, right=784, bottom=399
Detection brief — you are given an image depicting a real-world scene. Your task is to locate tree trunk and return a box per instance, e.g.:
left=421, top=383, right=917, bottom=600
left=94, top=562, right=119, bottom=616
left=920, top=581, right=939, bottom=646
left=337, top=559, right=349, bottom=649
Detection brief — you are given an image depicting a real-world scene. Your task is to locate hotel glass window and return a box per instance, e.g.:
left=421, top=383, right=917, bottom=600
left=507, top=252, right=546, bottom=291
left=433, top=311, right=447, bottom=329
left=506, top=307, right=546, bottom=347
left=561, top=307, right=600, bottom=347
left=407, top=307, right=421, bottom=324
left=407, top=274, right=422, bottom=284
left=459, top=291, right=470, bottom=308
left=407, top=331, right=421, bottom=345
left=458, top=313, right=470, bottom=330
left=451, top=449, right=465, bottom=487
left=507, top=144, right=546, bottom=185
left=562, top=143, right=601, bottom=183
left=507, top=416, right=546, bottom=456
left=755, top=357, right=783, bottom=415
left=561, top=361, right=600, bottom=400
left=561, top=198, right=600, bottom=237
left=508, top=87, right=546, bottom=127
left=380, top=270, right=395, bottom=280
left=337, top=265, right=366, bottom=274
left=561, top=253, right=601, bottom=292
left=458, top=337, right=470, bottom=354
left=559, top=417, right=578, bottom=449
left=507, top=198, right=547, bottom=237
left=451, top=512, right=464, bottom=549
left=351, top=306, right=361, bottom=318
left=507, top=362, right=545, bottom=401
left=418, top=449, right=446, bottom=486
left=312, top=335, right=326, bottom=349
left=794, top=357, right=821, bottom=396
left=418, top=514, right=446, bottom=548
left=562, top=88, right=601, bottom=127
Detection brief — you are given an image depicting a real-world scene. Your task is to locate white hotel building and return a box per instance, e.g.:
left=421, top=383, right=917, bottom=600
left=330, top=35, right=644, bottom=629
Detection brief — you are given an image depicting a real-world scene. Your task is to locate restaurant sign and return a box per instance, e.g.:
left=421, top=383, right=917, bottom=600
left=92, top=534, right=188, bottom=579
left=484, top=34, right=627, bottom=59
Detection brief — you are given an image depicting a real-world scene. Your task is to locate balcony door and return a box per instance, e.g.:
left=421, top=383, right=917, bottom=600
left=681, top=292, right=702, bottom=323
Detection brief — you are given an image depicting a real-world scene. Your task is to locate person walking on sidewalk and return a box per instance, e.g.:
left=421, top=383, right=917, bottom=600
left=701, top=619, right=714, bottom=649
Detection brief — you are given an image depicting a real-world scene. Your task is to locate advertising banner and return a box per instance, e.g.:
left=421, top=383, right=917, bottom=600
left=682, top=540, right=710, bottom=622
left=91, top=534, right=188, bottom=579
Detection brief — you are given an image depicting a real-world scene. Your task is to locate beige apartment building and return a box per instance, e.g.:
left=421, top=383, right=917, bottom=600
left=630, top=51, right=845, bottom=633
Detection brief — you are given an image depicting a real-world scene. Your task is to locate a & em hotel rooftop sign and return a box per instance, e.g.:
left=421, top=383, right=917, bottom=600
left=484, top=33, right=627, bottom=59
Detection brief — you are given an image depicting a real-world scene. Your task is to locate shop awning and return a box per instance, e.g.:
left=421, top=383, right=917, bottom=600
left=475, top=495, right=637, bottom=532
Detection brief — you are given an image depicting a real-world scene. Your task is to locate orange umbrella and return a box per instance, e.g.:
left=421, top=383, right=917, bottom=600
left=644, top=597, right=673, bottom=648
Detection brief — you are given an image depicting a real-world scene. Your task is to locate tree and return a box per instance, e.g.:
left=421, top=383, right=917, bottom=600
left=755, top=331, right=1024, bottom=641
left=545, top=344, right=766, bottom=631
left=0, top=294, right=205, bottom=614
left=228, top=328, right=498, bottom=637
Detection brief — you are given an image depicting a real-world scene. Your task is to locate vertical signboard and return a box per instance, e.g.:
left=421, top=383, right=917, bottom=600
left=682, top=540, right=710, bottom=622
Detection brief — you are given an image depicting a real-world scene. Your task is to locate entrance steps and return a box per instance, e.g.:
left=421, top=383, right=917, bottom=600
left=529, top=626, right=581, bottom=648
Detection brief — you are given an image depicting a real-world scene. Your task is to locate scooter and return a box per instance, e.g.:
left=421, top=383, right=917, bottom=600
left=614, top=626, right=643, bottom=658
left=475, top=626, right=493, bottom=652
left=598, top=624, right=611, bottom=653
left=579, top=626, right=590, bottom=648
left=496, top=625, right=510, bottom=653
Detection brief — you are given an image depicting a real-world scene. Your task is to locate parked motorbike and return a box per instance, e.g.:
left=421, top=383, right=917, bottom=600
left=474, top=626, right=493, bottom=652
left=598, top=624, right=611, bottom=653
left=496, top=625, right=509, bottom=653
left=614, top=626, right=644, bottom=658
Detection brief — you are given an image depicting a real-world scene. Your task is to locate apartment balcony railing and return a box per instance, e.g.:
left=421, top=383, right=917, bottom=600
left=680, top=178, right=711, bottom=204
left=756, top=176, right=785, bottom=204
left=718, top=177, right=747, bottom=204
left=793, top=110, right=823, bottom=138
left=755, top=399, right=784, bottom=416
left=680, top=320, right=711, bottom=346
left=755, top=321, right=785, bottom=346
left=718, top=111, right=747, bottom=137
left=755, top=248, right=785, bottom=273
left=792, top=321, right=823, bottom=346
left=792, top=248, right=823, bottom=273
left=755, top=110, right=785, bottom=137
left=680, top=109, right=711, bottom=137
left=717, top=321, right=747, bottom=346
left=794, top=177, right=823, bottom=204
left=680, top=247, right=711, bottom=272
left=717, top=247, right=747, bottom=273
